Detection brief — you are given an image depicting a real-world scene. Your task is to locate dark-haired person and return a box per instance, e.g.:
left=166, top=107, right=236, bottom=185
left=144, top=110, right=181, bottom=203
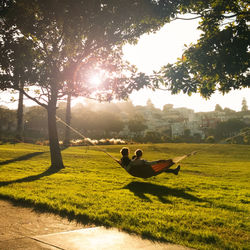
left=119, top=147, right=132, bottom=173
left=132, top=149, right=180, bottom=177
left=119, top=147, right=180, bottom=178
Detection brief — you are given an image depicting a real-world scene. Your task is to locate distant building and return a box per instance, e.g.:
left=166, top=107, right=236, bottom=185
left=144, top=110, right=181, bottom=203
left=171, top=122, right=185, bottom=137
left=117, top=102, right=250, bottom=140
left=242, top=114, right=250, bottom=125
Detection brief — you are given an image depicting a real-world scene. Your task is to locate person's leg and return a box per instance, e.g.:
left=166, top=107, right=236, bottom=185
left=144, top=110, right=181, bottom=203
left=165, top=165, right=180, bottom=175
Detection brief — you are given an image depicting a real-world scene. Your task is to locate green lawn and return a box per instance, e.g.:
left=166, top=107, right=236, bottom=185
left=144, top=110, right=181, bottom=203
left=0, top=143, right=249, bottom=249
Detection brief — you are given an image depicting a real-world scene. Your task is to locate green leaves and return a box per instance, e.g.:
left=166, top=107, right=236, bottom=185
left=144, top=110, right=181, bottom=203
left=1, top=0, right=249, bottom=101
left=0, top=0, right=183, bottom=103
left=155, top=0, right=249, bottom=98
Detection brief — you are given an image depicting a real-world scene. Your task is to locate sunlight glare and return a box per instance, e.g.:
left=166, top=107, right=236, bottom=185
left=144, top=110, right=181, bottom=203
left=89, top=73, right=102, bottom=86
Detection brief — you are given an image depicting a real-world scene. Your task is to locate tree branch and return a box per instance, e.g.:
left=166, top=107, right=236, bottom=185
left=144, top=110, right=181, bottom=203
left=173, top=11, right=249, bottom=22
left=222, top=12, right=249, bottom=19
left=173, top=15, right=202, bottom=21
left=20, top=88, right=48, bottom=109
left=158, top=87, right=171, bottom=91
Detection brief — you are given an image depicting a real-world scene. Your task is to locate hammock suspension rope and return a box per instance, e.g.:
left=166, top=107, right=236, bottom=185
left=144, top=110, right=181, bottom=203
left=56, top=116, right=120, bottom=163
left=56, top=116, right=250, bottom=165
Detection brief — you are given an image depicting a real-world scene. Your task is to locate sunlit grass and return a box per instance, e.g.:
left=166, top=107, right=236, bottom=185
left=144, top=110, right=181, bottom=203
left=0, top=143, right=249, bottom=249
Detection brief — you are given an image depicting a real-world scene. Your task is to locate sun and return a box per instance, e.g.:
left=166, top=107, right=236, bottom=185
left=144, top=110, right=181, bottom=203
left=89, top=72, right=103, bottom=87
left=90, top=74, right=102, bottom=86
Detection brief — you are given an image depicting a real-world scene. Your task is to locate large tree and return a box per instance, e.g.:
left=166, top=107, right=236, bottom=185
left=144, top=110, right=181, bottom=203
left=16, top=82, right=24, bottom=141
left=156, top=0, right=249, bottom=97
left=0, top=0, right=177, bottom=169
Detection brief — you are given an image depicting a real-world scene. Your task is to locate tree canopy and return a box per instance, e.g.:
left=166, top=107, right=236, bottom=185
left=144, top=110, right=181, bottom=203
left=1, top=0, right=249, bottom=100
left=156, top=0, right=249, bottom=97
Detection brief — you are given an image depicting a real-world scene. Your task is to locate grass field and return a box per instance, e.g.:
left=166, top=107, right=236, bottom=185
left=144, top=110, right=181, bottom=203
left=0, top=143, right=249, bottom=249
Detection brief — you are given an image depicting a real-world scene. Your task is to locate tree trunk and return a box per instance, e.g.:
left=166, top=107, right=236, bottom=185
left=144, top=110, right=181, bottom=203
left=63, top=93, right=71, bottom=147
left=47, top=88, right=64, bottom=169
left=16, top=81, right=24, bottom=141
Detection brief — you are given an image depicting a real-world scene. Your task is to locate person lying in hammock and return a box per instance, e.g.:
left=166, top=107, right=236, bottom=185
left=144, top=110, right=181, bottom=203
left=119, top=147, right=180, bottom=178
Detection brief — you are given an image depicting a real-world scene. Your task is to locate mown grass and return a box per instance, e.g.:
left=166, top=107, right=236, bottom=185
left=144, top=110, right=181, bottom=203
left=0, top=143, right=249, bottom=249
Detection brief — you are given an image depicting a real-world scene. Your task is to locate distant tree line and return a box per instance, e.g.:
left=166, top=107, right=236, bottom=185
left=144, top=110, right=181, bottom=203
left=1, top=100, right=250, bottom=145
left=205, top=119, right=250, bottom=144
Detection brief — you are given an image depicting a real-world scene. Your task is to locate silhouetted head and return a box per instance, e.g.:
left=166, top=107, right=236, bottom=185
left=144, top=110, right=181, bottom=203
left=120, top=147, right=129, bottom=157
left=135, top=149, right=143, bottom=158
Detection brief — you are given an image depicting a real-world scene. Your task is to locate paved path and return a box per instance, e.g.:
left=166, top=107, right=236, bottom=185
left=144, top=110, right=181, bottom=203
left=0, top=199, right=192, bottom=250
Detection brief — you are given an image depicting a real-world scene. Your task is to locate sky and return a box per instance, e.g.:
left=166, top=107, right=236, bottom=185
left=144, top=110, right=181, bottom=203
left=0, top=17, right=249, bottom=112
left=122, top=18, right=250, bottom=112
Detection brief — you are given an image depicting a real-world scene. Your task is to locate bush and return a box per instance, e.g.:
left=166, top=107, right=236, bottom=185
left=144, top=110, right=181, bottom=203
left=143, top=131, right=162, bottom=143
left=70, top=138, right=126, bottom=146
left=206, top=136, right=215, bottom=143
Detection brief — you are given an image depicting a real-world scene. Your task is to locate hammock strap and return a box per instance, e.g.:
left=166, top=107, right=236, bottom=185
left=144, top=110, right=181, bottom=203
left=56, top=116, right=120, bottom=163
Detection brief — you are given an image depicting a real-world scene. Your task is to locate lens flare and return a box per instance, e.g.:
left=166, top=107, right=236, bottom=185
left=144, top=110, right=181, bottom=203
left=89, top=73, right=102, bottom=86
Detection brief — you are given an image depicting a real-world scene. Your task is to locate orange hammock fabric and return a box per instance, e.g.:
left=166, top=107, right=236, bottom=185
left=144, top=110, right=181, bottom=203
left=151, top=159, right=174, bottom=173
left=123, top=159, right=174, bottom=179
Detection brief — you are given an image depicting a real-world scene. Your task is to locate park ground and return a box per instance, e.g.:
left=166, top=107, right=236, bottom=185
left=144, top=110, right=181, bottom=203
left=0, top=199, right=192, bottom=249
left=0, top=143, right=249, bottom=249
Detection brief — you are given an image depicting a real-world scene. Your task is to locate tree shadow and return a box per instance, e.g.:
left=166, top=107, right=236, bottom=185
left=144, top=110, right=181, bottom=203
left=0, top=151, right=46, bottom=166
left=123, top=181, right=204, bottom=204
left=0, top=165, right=63, bottom=187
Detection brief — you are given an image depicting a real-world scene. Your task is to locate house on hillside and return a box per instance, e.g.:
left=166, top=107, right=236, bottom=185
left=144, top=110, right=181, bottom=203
left=243, top=114, right=250, bottom=125
left=171, top=122, right=185, bottom=137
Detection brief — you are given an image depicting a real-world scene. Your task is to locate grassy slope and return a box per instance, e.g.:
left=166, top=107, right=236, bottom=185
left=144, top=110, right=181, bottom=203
left=0, top=143, right=249, bottom=250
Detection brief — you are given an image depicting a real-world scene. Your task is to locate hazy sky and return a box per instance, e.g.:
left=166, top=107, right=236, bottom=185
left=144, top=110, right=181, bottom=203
left=123, top=18, right=250, bottom=112
left=1, top=17, right=249, bottom=112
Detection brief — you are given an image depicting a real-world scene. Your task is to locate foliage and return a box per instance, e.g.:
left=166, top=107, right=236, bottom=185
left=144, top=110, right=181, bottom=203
left=24, top=106, right=48, bottom=134
left=205, top=135, right=215, bottom=143
left=156, top=0, right=250, bottom=97
left=144, top=131, right=162, bottom=143
left=0, top=0, right=176, bottom=100
left=241, top=97, right=248, bottom=112
left=0, top=143, right=249, bottom=250
left=240, top=127, right=250, bottom=145
left=213, top=118, right=246, bottom=140
left=61, top=108, right=124, bottom=139
left=214, top=104, right=223, bottom=112
left=127, top=114, right=147, bottom=135
left=0, top=107, right=16, bottom=141
left=243, top=131, right=250, bottom=144
left=0, top=107, right=15, bottom=128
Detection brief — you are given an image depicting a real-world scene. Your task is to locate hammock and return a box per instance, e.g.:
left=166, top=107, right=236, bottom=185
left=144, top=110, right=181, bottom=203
left=119, top=151, right=197, bottom=179
left=56, top=116, right=197, bottom=178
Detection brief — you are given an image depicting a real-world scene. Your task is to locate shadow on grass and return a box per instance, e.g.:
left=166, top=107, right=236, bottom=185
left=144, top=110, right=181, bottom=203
left=0, top=165, right=63, bottom=187
left=123, top=181, right=204, bottom=203
left=0, top=194, right=91, bottom=227
left=0, top=151, right=46, bottom=166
